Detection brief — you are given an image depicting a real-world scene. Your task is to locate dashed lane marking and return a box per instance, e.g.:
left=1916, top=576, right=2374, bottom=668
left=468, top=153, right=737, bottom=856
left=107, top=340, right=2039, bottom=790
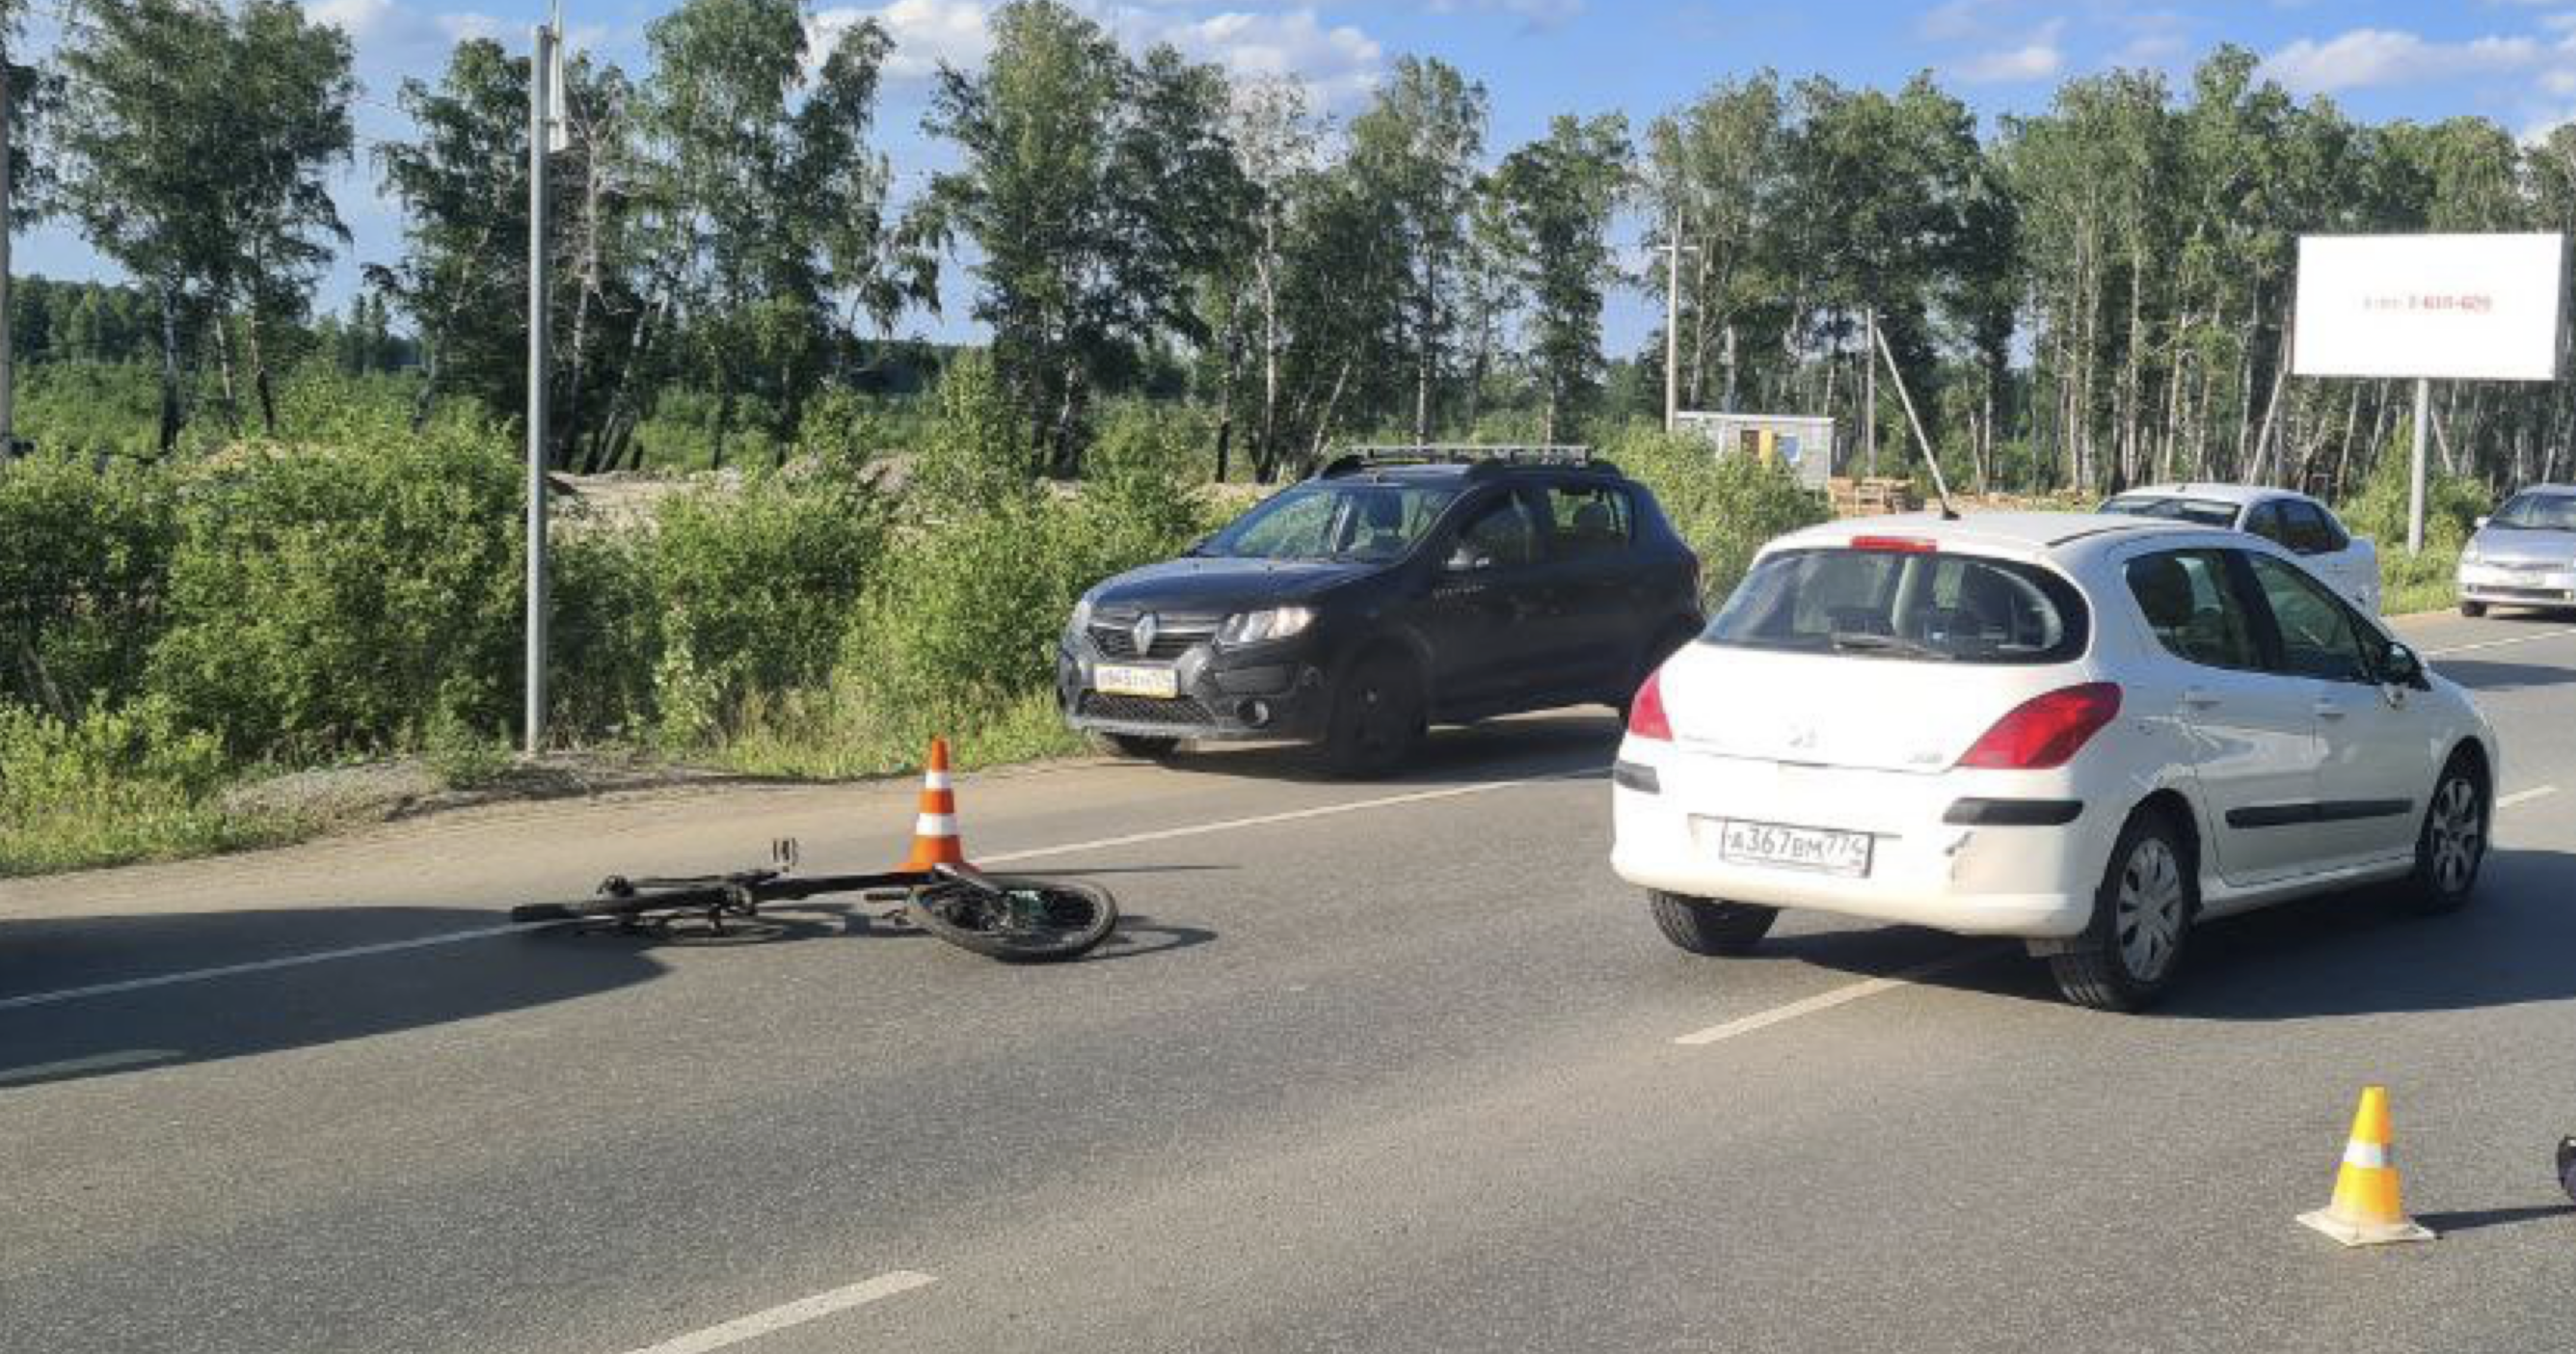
left=612, top=1270, right=936, bottom=1354
left=2498, top=785, right=2559, bottom=811
left=2423, top=627, right=2576, bottom=658
left=1673, top=954, right=1982, bottom=1047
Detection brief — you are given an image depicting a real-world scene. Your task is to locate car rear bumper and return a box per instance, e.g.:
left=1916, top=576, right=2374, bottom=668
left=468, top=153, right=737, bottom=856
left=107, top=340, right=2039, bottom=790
left=1608, top=740, right=2128, bottom=939
left=1057, top=636, right=1333, bottom=743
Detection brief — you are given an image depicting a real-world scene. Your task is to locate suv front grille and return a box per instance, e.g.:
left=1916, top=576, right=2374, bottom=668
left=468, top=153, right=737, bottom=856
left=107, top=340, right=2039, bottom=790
left=1089, top=623, right=1215, bottom=661
left=1078, top=692, right=1214, bottom=725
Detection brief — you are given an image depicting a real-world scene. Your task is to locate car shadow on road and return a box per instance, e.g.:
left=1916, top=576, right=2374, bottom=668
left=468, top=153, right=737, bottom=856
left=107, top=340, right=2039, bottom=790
left=2430, top=658, right=2576, bottom=691
left=1142, top=708, right=1622, bottom=788
left=1835, top=848, right=2576, bottom=1019
left=2415, top=1203, right=2576, bottom=1234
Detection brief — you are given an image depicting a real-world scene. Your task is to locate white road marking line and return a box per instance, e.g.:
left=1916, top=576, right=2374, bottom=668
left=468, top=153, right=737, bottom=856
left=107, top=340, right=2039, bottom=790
left=0, top=773, right=1588, bottom=1014
left=1673, top=954, right=1976, bottom=1047
left=0, top=1048, right=178, bottom=1085
left=0, top=924, right=525, bottom=1015
left=615, top=1271, right=935, bottom=1354
left=2423, top=627, right=2576, bottom=658
left=979, top=772, right=1577, bottom=865
left=2497, top=785, right=2559, bottom=811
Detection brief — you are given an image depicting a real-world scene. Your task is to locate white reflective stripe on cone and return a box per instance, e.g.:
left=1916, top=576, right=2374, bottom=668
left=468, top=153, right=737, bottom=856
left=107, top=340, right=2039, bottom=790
left=2344, top=1141, right=2391, bottom=1170
left=916, top=814, right=959, bottom=837
left=924, top=772, right=953, bottom=791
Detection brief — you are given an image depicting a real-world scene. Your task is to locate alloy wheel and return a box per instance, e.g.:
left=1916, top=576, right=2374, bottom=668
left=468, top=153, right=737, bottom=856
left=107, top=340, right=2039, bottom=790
left=2429, top=774, right=2484, bottom=895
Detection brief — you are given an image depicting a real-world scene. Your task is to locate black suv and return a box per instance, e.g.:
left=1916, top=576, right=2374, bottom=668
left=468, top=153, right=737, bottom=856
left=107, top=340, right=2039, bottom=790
left=1057, top=447, right=1704, bottom=774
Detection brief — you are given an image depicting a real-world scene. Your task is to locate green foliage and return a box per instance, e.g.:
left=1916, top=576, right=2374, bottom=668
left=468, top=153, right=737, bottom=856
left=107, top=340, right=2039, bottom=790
left=910, top=350, right=1032, bottom=511
left=1605, top=423, right=1832, bottom=603
left=0, top=447, right=178, bottom=716
left=0, top=696, right=284, bottom=876
left=644, top=467, right=888, bottom=745
left=13, top=362, right=173, bottom=459
left=147, top=424, right=523, bottom=761
left=2341, top=441, right=2492, bottom=557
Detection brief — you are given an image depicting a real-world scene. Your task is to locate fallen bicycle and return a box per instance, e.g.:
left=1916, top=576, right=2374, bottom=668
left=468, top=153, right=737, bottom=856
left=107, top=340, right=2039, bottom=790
left=508, top=844, right=1117, bottom=961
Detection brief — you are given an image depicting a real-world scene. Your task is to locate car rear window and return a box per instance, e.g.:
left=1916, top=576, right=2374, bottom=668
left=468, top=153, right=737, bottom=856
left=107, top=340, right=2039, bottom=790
left=2100, top=494, right=2239, bottom=528
left=1705, top=548, right=2088, bottom=664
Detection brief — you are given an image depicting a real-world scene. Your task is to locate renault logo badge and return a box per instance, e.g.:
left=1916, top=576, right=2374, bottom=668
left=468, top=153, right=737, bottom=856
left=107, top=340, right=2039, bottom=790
left=1134, top=613, right=1160, bottom=654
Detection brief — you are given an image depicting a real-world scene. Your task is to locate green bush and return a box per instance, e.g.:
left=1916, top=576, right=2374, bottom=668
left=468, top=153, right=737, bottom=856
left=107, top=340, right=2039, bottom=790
left=550, top=528, right=660, bottom=743
left=909, top=350, right=1031, bottom=514
left=645, top=468, right=888, bottom=745
left=13, top=362, right=169, bottom=460
left=0, top=696, right=279, bottom=875
left=1604, top=422, right=1833, bottom=604
left=0, top=447, right=178, bottom=716
left=2340, top=444, right=2492, bottom=556
left=147, top=424, right=523, bottom=762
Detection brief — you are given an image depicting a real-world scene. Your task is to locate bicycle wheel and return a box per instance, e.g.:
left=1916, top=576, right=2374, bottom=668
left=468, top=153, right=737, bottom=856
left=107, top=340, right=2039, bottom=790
left=905, top=874, right=1118, bottom=961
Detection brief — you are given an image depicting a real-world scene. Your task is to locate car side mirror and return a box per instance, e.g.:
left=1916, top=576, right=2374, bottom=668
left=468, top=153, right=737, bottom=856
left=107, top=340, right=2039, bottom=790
left=1444, top=544, right=1492, bottom=573
left=2382, top=643, right=2427, bottom=691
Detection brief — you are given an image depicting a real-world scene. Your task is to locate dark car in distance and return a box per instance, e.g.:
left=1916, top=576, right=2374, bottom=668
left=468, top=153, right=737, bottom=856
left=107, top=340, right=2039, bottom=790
left=1057, top=447, right=1705, bottom=775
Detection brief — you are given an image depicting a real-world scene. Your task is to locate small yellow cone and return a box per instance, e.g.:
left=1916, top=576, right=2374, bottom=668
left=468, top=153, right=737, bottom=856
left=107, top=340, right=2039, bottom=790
left=2297, top=1086, right=2436, bottom=1247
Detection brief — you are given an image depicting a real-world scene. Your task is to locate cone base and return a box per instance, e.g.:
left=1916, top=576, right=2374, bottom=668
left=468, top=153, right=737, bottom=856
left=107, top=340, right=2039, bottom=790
left=2297, top=1207, right=2437, bottom=1247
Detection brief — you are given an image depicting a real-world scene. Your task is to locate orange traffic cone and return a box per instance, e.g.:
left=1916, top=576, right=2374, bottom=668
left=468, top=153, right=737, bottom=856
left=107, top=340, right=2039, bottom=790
left=2297, top=1086, right=2436, bottom=1246
left=899, top=737, right=972, bottom=871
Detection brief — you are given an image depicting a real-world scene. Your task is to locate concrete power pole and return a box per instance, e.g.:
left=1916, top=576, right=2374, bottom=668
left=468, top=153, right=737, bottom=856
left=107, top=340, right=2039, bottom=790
left=1863, top=307, right=1878, bottom=478
left=2407, top=377, right=2430, bottom=556
left=524, top=22, right=554, bottom=754
left=1663, top=236, right=1681, bottom=434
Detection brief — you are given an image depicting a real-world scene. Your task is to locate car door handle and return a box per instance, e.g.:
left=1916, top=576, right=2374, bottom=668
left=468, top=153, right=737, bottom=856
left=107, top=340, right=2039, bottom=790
left=2181, top=688, right=2220, bottom=710
left=2314, top=697, right=2347, bottom=719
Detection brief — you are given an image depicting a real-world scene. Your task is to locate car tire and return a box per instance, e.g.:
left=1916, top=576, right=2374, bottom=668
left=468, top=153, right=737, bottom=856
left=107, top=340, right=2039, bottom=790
left=2459, top=601, right=2488, bottom=619
left=1648, top=891, right=1778, bottom=957
left=1323, top=651, right=1424, bottom=778
left=2402, top=755, right=2486, bottom=915
left=2047, top=807, right=2194, bottom=1013
left=1098, top=733, right=1182, bottom=762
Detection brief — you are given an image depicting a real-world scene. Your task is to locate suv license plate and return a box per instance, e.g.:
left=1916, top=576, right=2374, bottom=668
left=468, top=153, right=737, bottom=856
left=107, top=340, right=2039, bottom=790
left=1095, top=663, right=1180, bottom=699
left=1717, top=820, right=1872, bottom=878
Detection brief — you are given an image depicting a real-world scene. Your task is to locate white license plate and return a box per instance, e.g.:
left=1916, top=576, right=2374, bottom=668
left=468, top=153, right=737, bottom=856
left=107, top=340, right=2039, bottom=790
left=1716, top=819, right=1873, bottom=878
left=1095, top=663, right=1179, bottom=699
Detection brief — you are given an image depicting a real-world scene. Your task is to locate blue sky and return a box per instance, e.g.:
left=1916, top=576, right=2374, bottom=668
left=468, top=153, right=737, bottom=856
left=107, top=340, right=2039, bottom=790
left=23, top=0, right=2576, bottom=355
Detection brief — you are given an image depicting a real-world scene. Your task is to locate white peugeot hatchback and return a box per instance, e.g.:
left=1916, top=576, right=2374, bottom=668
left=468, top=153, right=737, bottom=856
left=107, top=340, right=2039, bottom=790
left=1610, top=513, right=2497, bottom=1011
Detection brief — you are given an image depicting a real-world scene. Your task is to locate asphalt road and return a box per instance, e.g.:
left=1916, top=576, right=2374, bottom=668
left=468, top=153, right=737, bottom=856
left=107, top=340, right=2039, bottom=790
left=6, top=611, right=2576, bottom=1354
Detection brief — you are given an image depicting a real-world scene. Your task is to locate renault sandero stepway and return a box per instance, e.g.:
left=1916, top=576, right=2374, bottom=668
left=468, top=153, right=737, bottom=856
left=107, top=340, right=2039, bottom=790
left=1059, top=447, right=1704, bottom=776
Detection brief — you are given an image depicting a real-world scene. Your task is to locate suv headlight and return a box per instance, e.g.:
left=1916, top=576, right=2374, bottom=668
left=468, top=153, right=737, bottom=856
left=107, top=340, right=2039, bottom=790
left=1219, top=606, right=1316, bottom=646
left=1070, top=592, right=1097, bottom=633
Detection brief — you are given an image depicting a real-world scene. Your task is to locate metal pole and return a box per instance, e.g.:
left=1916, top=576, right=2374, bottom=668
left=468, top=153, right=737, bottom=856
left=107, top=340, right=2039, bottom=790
left=2407, top=376, right=2430, bottom=557
left=524, top=24, right=552, bottom=754
left=1663, top=235, right=1680, bottom=434
left=1, top=57, right=16, bottom=453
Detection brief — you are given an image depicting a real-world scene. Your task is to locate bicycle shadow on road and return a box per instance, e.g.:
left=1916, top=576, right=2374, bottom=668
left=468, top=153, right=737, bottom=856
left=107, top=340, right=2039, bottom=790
left=0, top=906, right=668, bottom=1092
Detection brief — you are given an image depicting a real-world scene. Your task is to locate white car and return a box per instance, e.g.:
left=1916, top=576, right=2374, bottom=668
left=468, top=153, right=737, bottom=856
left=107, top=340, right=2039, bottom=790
left=2101, top=483, right=2381, bottom=614
left=1610, top=513, right=2495, bottom=1011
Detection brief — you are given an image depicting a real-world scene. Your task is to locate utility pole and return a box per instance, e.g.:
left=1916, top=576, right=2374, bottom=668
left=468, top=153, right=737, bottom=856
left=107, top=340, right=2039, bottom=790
left=1862, top=307, right=1878, bottom=478
left=2407, top=377, right=2430, bottom=556
left=524, top=21, right=554, bottom=754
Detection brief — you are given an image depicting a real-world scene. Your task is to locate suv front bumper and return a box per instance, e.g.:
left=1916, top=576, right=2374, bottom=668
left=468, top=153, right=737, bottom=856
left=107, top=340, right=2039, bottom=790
left=1057, top=633, right=1334, bottom=743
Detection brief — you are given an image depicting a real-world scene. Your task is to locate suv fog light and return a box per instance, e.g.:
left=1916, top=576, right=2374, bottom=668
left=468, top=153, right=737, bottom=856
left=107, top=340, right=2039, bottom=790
left=1242, top=699, right=1272, bottom=727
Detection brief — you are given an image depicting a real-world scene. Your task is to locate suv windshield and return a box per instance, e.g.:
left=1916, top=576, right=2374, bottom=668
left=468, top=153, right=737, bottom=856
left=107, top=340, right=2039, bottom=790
left=1197, top=482, right=1462, bottom=562
left=2490, top=493, right=2576, bottom=531
left=1705, top=548, right=2087, bottom=664
left=2099, top=494, right=2240, bottom=528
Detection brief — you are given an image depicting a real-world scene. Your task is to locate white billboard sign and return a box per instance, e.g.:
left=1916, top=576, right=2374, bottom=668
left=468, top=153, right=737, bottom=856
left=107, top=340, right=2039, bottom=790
left=2293, top=233, right=2565, bottom=382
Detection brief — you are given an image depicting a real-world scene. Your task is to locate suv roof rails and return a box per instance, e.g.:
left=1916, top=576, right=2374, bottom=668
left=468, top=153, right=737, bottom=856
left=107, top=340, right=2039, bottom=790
left=1316, top=445, right=1617, bottom=480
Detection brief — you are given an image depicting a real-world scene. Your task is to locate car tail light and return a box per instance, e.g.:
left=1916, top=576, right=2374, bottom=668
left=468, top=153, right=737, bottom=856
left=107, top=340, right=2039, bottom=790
left=1958, top=683, right=2121, bottom=771
left=1628, top=669, right=1674, bottom=742
left=1849, top=535, right=1938, bottom=553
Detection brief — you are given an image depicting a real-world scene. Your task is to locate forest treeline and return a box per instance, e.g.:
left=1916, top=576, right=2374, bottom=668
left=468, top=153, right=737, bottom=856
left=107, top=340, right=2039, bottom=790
left=6, top=0, right=2576, bottom=491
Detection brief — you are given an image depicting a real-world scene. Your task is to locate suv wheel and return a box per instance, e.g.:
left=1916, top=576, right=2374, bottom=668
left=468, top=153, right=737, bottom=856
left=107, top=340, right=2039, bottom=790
left=2402, top=757, right=2485, bottom=914
left=1324, top=652, right=1423, bottom=778
left=2047, top=808, right=2193, bottom=1012
left=1649, top=891, right=1778, bottom=956
left=2459, top=600, right=2488, bottom=618
left=1098, top=733, right=1181, bottom=762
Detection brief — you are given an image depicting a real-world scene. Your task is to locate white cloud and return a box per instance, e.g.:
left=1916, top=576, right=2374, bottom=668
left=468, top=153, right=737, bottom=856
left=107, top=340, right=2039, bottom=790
left=814, top=0, right=995, bottom=82
left=1918, top=0, right=2007, bottom=42
left=304, top=0, right=508, bottom=67
left=2261, top=28, right=2541, bottom=95
left=1134, top=9, right=1384, bottom=109
left=1949, top=20, right=2064, bottom=83
left=1424, top=0, right=1584, bottom=29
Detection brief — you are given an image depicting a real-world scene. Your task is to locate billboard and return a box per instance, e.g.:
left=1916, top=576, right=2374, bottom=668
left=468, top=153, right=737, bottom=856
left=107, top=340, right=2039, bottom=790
left=2293, top=233, right=2566, bottom=382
